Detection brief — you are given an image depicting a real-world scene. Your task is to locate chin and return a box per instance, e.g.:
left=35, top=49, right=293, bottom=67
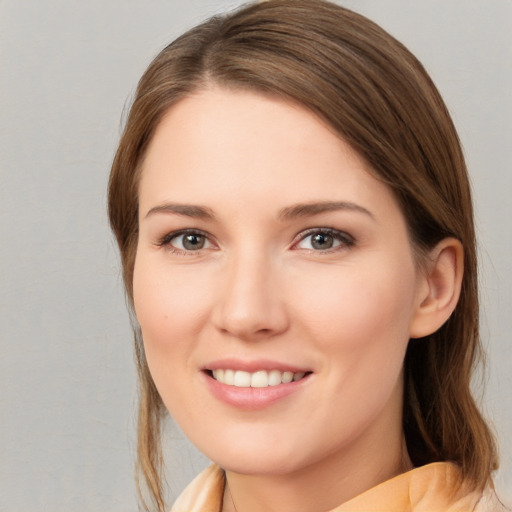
left=197, top=434, right=323, bottom=477
left=214, top=453, right=302, bottom=476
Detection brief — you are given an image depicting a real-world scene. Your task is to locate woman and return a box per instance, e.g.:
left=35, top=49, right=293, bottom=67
left=108, top=1, right=503, bottom=510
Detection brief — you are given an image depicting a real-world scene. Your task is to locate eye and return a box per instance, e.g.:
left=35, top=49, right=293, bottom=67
left=293, top=228, right=354, bottom=251
left=158, top=229, right=215, bottom=253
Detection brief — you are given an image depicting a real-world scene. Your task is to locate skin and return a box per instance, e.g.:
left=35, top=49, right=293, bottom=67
left=133, top=87, right=461, bottom=512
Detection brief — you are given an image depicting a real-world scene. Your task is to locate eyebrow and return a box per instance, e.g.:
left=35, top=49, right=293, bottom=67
left=144, top=200, right=374, bottom=222
left=144, top=203, right=216, bottom=220
left=278, top=201, right=375, bottom=220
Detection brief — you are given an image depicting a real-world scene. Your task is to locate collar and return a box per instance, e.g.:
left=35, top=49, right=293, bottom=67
left=171, top=462, right=496, bottom=512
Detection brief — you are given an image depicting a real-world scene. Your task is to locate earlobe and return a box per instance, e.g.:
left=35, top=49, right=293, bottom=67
left=409, top=238, right=464, bottom=339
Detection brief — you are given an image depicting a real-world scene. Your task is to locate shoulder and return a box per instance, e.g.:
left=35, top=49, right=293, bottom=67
left=170, top=464, right=225, bottom=512
left=335, top=462, right=506, bottom=512
left=474, top=486, right=509, bottom=512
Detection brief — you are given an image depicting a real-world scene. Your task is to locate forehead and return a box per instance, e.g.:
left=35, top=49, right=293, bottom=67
left=138, top=87, right=399, bottom=221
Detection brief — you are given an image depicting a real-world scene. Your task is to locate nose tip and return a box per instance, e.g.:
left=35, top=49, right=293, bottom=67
left=217, top=311, right=279, bottom=340
left=213, top=258, right=289, bottom=340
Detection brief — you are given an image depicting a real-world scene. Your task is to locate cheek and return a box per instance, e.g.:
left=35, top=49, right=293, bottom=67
left=297, top=261, right=415, bottom=428
left=291, top=256, right=417, bottom=416
left=133, top=257, right=200, bottom=383
left=134, top=254, right=208, bottom=339
left=132, top=255, right=214, bottom=420
left=293, top=258, right=417, bottom=347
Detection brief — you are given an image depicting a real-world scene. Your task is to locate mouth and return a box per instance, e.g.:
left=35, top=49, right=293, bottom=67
left=205, top=369, right=311, bottom=388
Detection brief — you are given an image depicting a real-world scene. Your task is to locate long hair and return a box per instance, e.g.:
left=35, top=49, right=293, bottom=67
left=108, top=1, right=498, bottom=509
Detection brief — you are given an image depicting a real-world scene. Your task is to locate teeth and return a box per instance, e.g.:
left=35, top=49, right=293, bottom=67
left=234, top=370, right=251, bottom=387
left=251, top=370, right=268, bottom=388
left=282, top=371, right=293, bottom=383
left=224, top=369, right=234, bottom=385
left=211, top=369, right=307, bottom=388
left=268, top=370, right=282, bottom=386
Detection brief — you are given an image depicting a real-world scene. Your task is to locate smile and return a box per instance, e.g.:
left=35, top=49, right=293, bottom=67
left=211, top=369, right=308, bottom=388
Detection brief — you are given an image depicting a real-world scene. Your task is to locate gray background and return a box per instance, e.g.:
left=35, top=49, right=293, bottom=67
left=1, top=1, right=510, bottom=510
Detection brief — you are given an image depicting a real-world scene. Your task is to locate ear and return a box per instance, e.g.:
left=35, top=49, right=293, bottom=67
left=409, top=238, right=464, bottom=339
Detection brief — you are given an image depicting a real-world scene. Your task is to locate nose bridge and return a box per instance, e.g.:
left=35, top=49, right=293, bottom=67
left=214, top=245, right=288, bottom=339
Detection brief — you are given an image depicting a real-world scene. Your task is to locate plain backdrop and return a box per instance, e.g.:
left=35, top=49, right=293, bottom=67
left=1, top=1, right=510, bottom=510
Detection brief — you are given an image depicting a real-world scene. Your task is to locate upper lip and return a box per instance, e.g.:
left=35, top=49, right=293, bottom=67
left=203, top=358, right=311, bottom=373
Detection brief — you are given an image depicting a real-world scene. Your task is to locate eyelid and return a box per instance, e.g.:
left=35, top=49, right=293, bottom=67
left=155, top=227, right=354, bottom=254
left=291, top=227, right=355, bottom=251
left=156, top=228, right=217, bottom=253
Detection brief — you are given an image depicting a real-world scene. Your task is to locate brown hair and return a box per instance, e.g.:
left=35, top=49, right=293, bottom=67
left=108, top=1, right=498, bottom=509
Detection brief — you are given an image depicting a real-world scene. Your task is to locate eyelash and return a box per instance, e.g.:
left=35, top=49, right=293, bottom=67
left=156, top=227, right=355, bottom=255
left=157, top=229, right=214, bottom=255
left=292, top=228, right=355, bottom=253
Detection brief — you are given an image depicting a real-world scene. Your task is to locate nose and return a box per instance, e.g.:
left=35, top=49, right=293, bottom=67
left=212, top=250, right=290, bottom=341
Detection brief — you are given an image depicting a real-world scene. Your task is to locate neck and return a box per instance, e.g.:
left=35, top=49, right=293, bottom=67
left=223, top=434, right=412, bottom=512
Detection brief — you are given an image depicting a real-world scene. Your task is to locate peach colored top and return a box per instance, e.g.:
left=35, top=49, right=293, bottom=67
left=171, top=463, right=504, bottom=512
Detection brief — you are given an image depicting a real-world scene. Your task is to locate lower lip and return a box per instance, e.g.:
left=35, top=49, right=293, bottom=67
left=203, top=372, right=310, bottom=410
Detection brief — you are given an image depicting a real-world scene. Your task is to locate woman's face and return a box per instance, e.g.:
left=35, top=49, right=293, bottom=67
left=134, top=87, right=425, bottom=478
